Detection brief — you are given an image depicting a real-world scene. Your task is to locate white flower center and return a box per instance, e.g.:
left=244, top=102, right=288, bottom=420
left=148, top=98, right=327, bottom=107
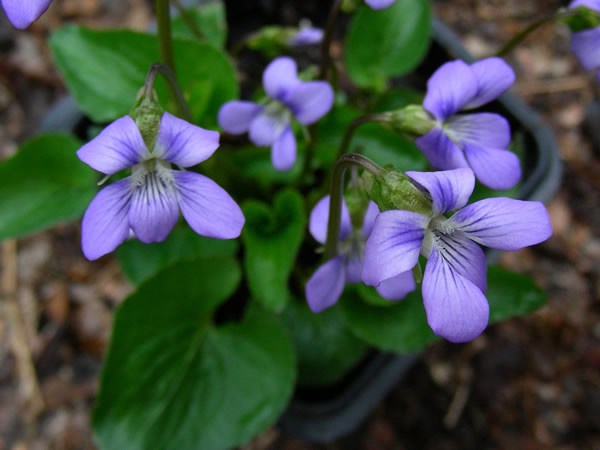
left=130, top=158, right=176, bottom=200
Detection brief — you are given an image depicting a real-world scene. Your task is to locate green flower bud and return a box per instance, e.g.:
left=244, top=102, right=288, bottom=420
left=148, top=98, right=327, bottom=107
left=379, top=105, right=436, bottom=138
left=130, top=87, right=163, bottom=150
left=361, top=165, right=433, bottom=216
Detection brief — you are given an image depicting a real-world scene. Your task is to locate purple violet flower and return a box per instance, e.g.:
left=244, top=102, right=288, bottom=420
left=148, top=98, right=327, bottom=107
left=569, top=0, right=600, bottom=81
left=77, top=113, right=245, bottom=261
left=416, top=58, right=521, bottom=190
left=362, top=168, right=552, bottom=343
left=365, top=0, right=396, bottom=9
left=2, top=0, right=53, bottom=29
left=218, top=57, right=334, bottom=171
left=305, top=196, right=415, bottom=312
left=288, top=24, right=323, bottom=46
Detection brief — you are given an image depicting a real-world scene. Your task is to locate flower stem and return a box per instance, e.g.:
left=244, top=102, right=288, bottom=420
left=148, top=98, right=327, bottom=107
left=319, top=0, right=342, bottom=81
left=324, top=153, right=384, bottom=259
left=156, top=0, right=176, bottom=76
left=143, top=63, right=193, bottom=122
left=495, top=8, right=582, bottom=57
left=336, top=113, right=386, bottom=159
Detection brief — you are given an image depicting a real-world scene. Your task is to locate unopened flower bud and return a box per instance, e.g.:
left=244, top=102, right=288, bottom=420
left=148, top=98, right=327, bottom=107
left=361, top=166, right=433, bottom=216
left=379, top=105, right=436, bottom=138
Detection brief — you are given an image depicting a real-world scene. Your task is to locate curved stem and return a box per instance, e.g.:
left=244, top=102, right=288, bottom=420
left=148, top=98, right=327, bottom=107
left=319, top=0, right=343, bottom=80
left=336, top=113, right=386, bottom=159
left=157, top=0, right=176, bottom=74
left=496, top=8, right=581, bottom=57
left=144, top=63, right=193, bottom=122
left=324, top=153, right=384, bottom=259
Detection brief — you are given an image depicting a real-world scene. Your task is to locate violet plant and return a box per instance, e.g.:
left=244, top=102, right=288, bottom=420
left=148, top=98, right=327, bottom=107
left=0, top=0, right=597, bottom=448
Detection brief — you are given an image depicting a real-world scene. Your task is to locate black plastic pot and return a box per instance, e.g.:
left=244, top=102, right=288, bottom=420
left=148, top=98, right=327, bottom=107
left=276, top=19, right=562, bottom=444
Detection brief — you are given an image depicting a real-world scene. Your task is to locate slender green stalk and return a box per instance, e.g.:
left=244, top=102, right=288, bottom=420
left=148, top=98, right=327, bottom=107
left=336, top=113, right=386, bottom=159
left=171, top=0, right=207, bottom=42
left=324, top=153, right=384, bottom=259
left=319, top=0, right=343, bottom=80
left=157, top=0, right=176, bottom=74
left=143, top=63, right=193, bottom=122
left=496, top=8, right=581, bottom=57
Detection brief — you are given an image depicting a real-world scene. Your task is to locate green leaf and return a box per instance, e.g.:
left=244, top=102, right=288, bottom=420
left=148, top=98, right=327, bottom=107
left=0, top=133, right=96, bottom=240
left=487, top=266, right=547, bottom=322
left=345, top=0, right=431, bottom=90
left=281, top=299, right=367, bottom=386
left=339, top=288, right=437, bottom=353
left=242, top=189, right=306, bottom=312
left=50, top=26, right=238, bottom=124
left=315, top=104, right=428, bottom=171
left=172, top=2, right=227, bottom=48
left=94, top=259, right=295, bottom=450
left=117, top=225, right=238, bottom=284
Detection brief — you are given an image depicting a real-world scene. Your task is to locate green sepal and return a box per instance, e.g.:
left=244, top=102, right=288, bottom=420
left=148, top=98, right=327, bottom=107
left=361, top=167, right=432, bottom=215
left=379, top=105, right=435, bottom=138
left=130, top=88, right=163, bottom=150
left=563, top=6, right=600, bottom=32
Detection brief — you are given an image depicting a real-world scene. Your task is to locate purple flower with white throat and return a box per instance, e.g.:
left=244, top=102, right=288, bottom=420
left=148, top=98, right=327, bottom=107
left=363, top=168, right=552, bottom=343
left=569, top=0, right=600, bottom=81
left=365, top=0, right=396, bottom=9
left=77, top=113, right=245, bottom=261
left=218, top=57, right=334, bottom=171
left=416, top=58, right=521, bottom=190
left=305, top=196, right=415, bottom=313
left=2, top=0, right=53, bottom=29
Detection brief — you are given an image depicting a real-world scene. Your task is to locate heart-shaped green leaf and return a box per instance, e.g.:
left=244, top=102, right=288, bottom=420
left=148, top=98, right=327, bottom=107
left=0, top=133, right=95, bottom=239
left=242, top=189, right=306, bottom=312
left=93, top=258, right=296, bottom=450
left=50, top=26, right=238, bottom=125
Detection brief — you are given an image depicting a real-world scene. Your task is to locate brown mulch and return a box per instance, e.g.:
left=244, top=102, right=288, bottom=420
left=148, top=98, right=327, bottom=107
left=1, top=1, right=599, bottom=449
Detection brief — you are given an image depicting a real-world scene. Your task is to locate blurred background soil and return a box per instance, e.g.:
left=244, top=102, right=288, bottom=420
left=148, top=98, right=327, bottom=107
left=0, top=0, right=599, bottom=449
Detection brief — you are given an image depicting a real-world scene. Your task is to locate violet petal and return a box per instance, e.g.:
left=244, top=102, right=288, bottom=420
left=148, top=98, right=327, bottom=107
left=128, top=170, right=180, bottom=243
left=429, top=229, right=488, bottom=292
left=360, top=201, right=380, bottom=238
left=375, top=271, right=416, bottom=301
left=77, top=116, right=146, bottom=175
left=285, top=81, right=334, bottom=125
left=271, top=127, right=297, bottom=171
left=449, top=198, right=552, bottom=251
left=571, top=27, right=600, bottom=71
left=365, top=0, right=396, bottom=9
left=362, top=210, right=428, bottom=286
left=1, top=0, right=53, bottom=29
left=174, top=171, right=245, bottom=239
left=309, top=195, right=352, bottom=245
left=81, top=179, right=132, bottom=261
left=423, top=60, right=478, bottom=120
left=464, top=57, right=515, bottom=109
left=415, top=127, right=469, bottom=171
left=406, top=168, right=475, bottom=216
left=263, top=57, right=301, bottom=102
left=305, top=256, right=346, bottom=312
left=423, top=246, right=489, bottom=343
left=249, top=110, right=288, bottom=146
left=463, top=143, right=521, bottom=190
left=155, top=112, right=219, bottom=168
left=218, top=101, right=263, bottom=135
left=446, top=113, right=511, bottom=150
